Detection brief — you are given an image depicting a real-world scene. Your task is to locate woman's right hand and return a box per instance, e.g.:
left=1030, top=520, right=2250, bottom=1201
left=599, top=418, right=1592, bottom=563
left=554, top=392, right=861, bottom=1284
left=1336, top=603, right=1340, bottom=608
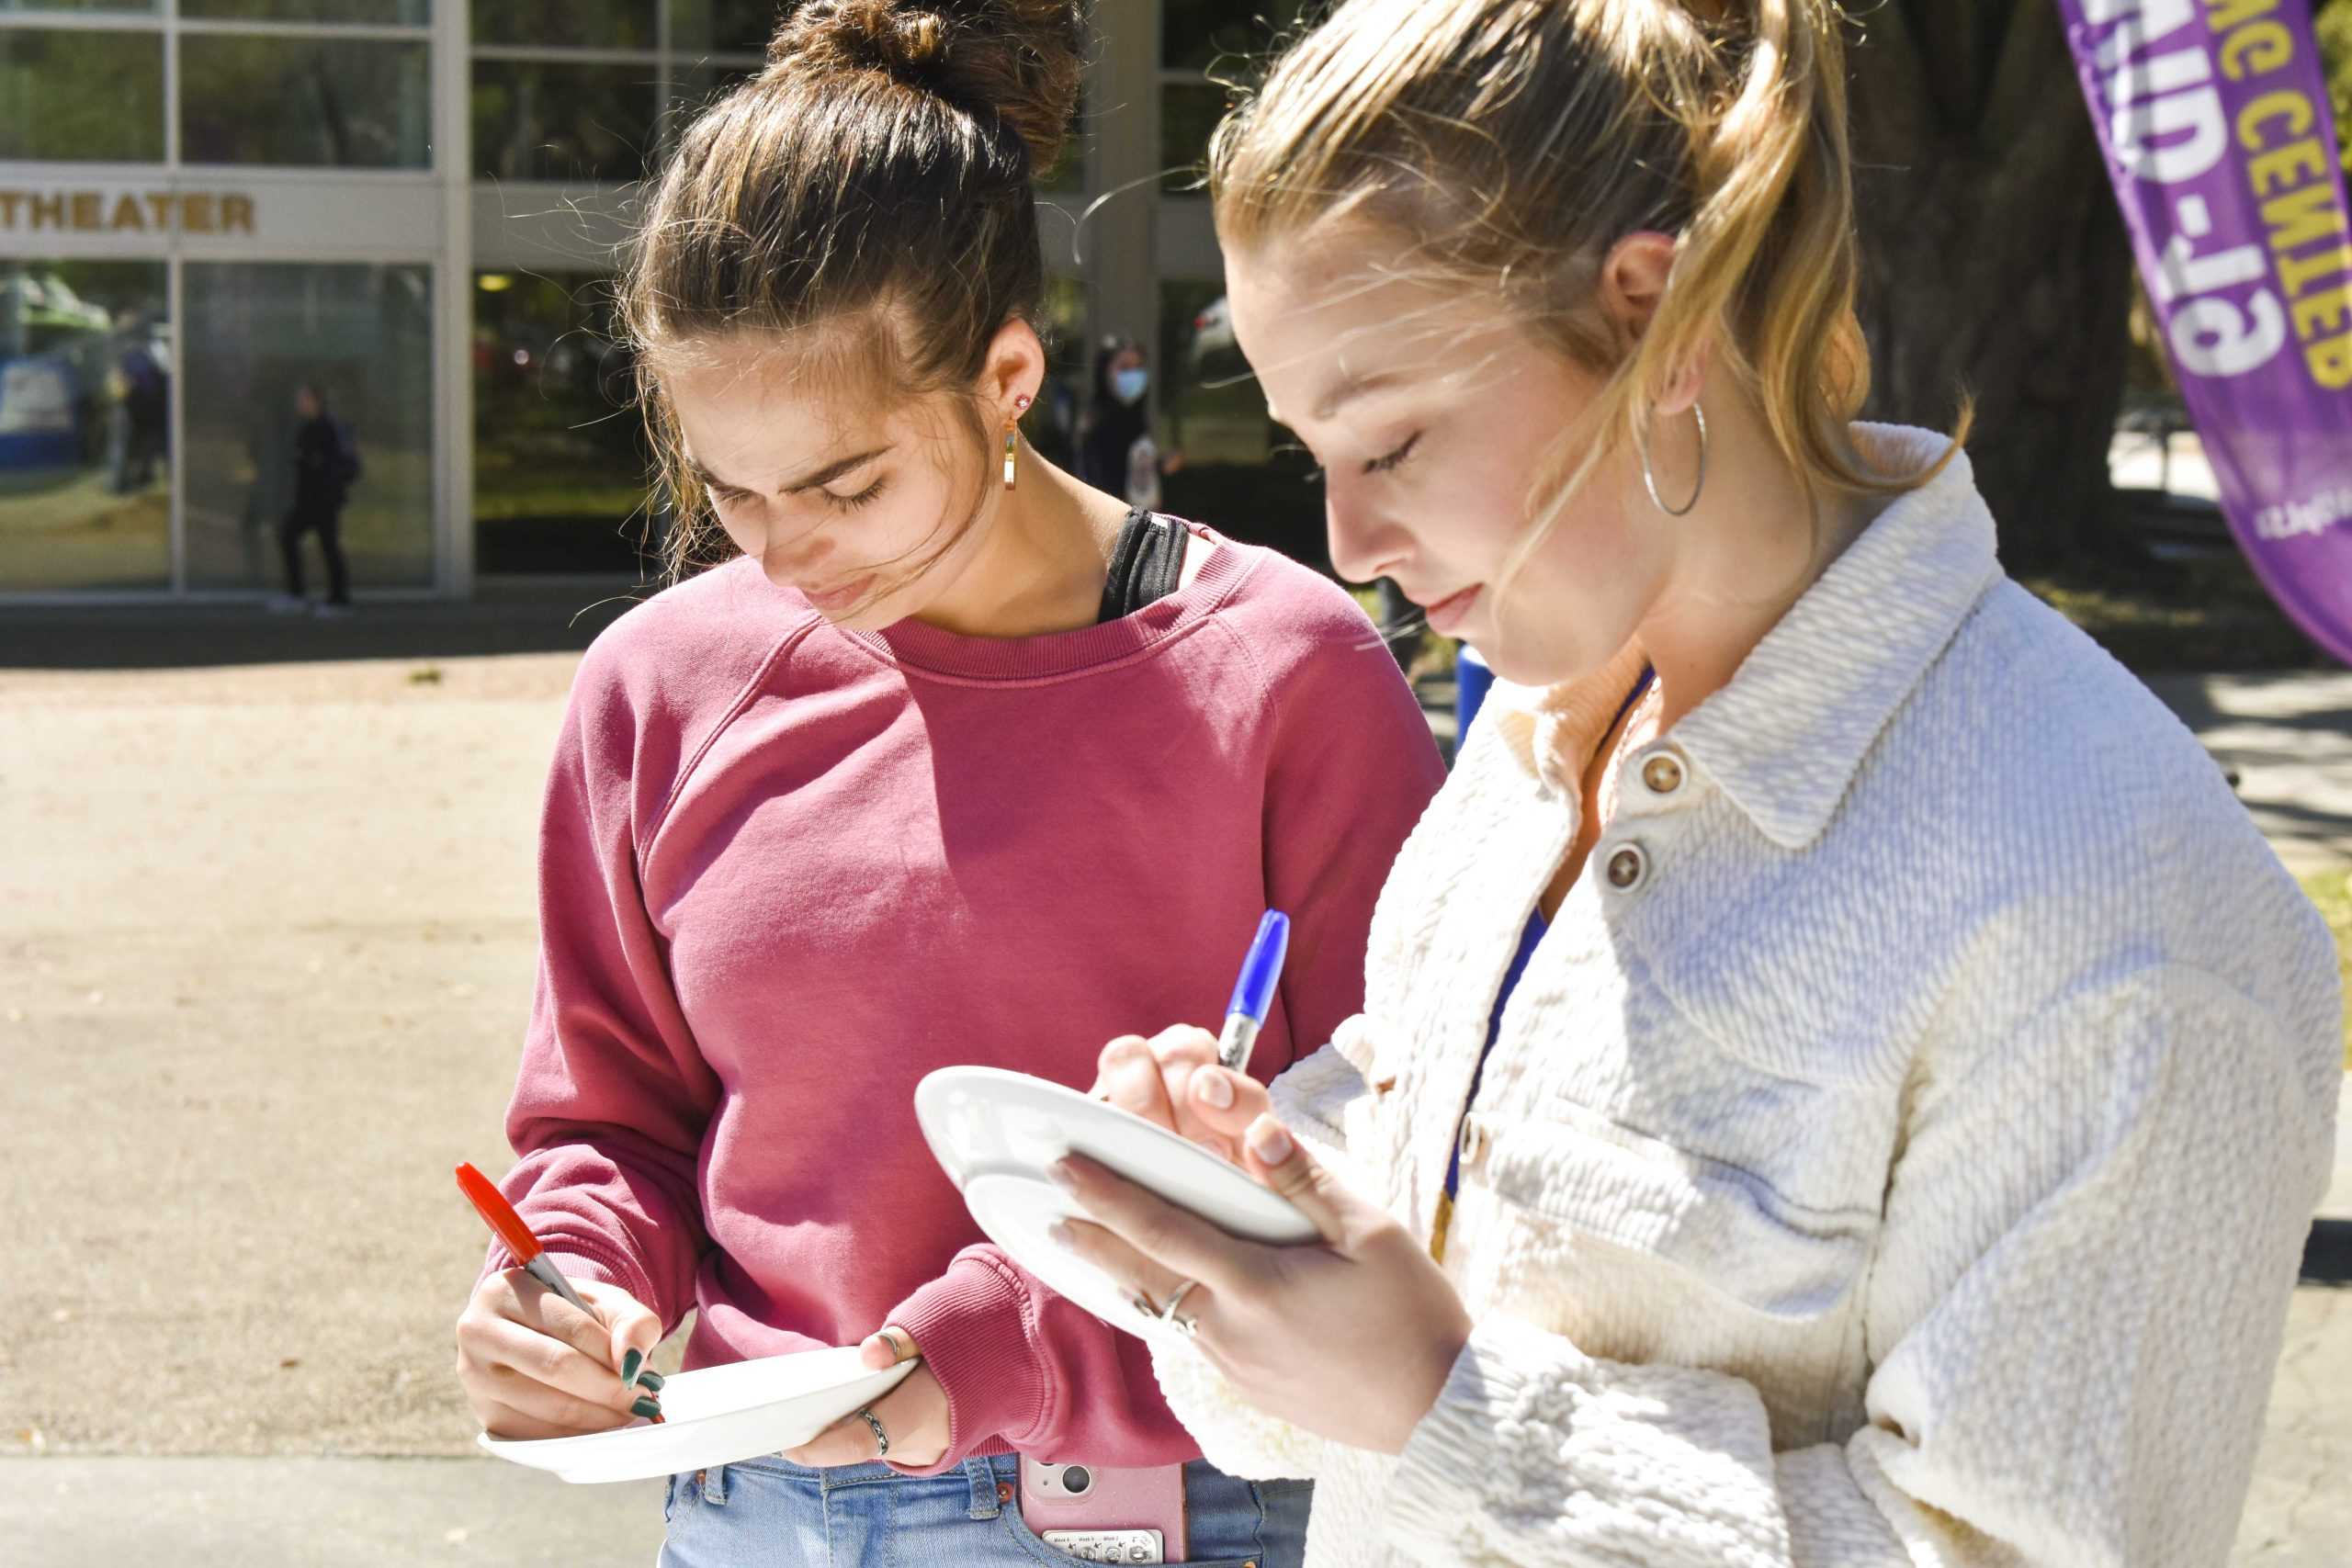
left=455, top=1269, right=662, bottom=1438
left=1090, top=1025, right=1274, bottom=1165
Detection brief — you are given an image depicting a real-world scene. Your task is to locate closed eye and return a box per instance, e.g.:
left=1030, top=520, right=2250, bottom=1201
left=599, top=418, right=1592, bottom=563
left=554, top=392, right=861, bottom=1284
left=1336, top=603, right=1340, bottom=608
left=1363, top=432, right=1421, bottom=476
left=826, top=476, right=890, bottom=512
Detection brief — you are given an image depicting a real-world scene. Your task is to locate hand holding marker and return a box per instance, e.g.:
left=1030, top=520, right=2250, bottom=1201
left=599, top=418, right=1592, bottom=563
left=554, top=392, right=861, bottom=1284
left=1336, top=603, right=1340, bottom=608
left=455, top=1161, right=666, bottom=1423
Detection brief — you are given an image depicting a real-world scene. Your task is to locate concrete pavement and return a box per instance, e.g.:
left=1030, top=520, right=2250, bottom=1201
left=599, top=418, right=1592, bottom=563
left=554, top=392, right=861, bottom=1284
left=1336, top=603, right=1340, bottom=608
left=2143, top=671, right=2352, bottom=877
left=4, top=1461, right=667, bottom=1567
left=2324, top=1076, right=2352, bottom=1225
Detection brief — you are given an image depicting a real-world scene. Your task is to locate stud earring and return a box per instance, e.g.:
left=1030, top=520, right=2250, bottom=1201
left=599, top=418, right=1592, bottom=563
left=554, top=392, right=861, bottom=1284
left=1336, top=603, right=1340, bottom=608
left=1004, top=393, right=1032, bottom=491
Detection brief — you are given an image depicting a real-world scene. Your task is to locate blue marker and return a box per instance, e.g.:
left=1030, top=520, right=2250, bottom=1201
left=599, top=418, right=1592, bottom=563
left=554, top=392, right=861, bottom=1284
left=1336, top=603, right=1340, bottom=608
left=1216, top=910, right=1291, bottom=1071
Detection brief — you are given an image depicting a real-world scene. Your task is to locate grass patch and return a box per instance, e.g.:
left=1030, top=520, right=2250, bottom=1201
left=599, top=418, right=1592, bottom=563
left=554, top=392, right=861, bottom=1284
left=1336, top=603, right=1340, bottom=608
left=2300, top=870, right=2352, bottom=1071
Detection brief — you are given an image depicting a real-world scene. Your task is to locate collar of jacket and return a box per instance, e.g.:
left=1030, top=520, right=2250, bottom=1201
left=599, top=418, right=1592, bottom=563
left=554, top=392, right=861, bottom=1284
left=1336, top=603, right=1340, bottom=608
left=1477, top=423, right=2001, bottom=852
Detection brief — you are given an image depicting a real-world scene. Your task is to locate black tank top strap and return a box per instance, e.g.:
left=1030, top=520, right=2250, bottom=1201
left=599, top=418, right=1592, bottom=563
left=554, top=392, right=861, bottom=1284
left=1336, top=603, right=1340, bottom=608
left=1095, top=508, right=1190, bottom=623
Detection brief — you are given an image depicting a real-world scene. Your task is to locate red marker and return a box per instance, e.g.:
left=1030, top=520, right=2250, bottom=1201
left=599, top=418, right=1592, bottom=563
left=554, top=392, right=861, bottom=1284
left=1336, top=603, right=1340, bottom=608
left=455, top=1161, right=662, bottom=1421
left=454, top=1160, right=599, bottom=1314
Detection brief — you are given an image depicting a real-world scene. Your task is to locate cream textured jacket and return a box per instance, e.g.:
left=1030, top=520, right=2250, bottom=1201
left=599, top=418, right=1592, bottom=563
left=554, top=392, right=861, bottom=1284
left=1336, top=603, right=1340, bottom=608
left=1150, top=426, right=2343, bottom=1567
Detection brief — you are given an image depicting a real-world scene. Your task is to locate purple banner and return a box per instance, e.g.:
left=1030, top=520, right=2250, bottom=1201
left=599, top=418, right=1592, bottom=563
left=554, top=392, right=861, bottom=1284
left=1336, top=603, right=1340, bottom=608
left=2056, top=0, right=2352, bottom=661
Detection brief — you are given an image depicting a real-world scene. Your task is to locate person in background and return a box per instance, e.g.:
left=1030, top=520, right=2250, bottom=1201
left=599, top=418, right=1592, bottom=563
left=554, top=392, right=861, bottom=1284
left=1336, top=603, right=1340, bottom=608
left=269, top=382, right=357, bottom=620
left=1079, top=335, right=1182, bottom=508
left=106, top=315, right=167, bottom=495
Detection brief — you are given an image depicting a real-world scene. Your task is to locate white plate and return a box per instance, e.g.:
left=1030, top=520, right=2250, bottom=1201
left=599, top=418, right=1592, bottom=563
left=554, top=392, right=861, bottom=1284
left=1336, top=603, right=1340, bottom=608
left=476, top=1347, right=915, bottom=1483
left=915, top=1066, right=1317, bottom=1340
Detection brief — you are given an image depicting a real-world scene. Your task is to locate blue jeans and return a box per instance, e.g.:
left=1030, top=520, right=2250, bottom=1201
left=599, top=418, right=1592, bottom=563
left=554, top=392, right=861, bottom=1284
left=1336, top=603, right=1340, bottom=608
left=660, top=1451, right=1310, bottom=1568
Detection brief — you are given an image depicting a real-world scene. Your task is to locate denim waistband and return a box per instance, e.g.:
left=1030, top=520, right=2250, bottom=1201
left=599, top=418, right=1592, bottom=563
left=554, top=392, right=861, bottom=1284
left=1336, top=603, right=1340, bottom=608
left=695, top=1451, right=1019, bottom=1517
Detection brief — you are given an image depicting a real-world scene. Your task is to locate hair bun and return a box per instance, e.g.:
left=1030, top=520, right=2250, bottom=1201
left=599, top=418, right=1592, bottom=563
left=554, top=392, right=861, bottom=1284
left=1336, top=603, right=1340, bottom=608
left=779, top=0, right=947, bottom=73
left=774, top=0, right=1084, bottom=171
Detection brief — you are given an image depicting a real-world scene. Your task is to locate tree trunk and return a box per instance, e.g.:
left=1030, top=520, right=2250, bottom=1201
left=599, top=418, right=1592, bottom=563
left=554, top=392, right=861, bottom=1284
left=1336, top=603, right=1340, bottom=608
left=1846, top=0, right=2136, bottom=572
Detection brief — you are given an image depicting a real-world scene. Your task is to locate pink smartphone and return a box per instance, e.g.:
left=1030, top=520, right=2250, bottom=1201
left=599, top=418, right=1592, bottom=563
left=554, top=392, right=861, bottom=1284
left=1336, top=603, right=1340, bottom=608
left=1018, top=1459, right=1187, bottom=1563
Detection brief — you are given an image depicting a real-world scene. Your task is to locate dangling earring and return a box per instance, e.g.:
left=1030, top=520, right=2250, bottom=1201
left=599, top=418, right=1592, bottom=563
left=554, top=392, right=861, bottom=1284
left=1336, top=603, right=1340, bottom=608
left=1636, top=400, right=1708, bottom=517
left=1003, top=393, right=1032, bottom=491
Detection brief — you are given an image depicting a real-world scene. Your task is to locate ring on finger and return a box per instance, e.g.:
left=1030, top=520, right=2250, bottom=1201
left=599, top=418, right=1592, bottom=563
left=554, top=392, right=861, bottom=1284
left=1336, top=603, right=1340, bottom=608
left=1160, top=1279, right=1201, bottom=1338
left=1128, top=1289, right=1162, bottom=1322
left=856, top=1405, right=889, bottom=1461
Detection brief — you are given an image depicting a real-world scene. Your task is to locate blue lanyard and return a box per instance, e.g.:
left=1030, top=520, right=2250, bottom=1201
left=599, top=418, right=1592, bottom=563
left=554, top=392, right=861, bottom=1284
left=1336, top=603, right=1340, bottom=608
left=1442, top=664, right=1656, bottom=1203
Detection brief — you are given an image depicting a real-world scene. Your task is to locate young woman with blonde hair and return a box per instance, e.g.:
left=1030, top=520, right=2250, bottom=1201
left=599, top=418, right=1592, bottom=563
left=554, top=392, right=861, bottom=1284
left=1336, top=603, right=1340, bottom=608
left=1063, top=3, right=2342, bottom=1562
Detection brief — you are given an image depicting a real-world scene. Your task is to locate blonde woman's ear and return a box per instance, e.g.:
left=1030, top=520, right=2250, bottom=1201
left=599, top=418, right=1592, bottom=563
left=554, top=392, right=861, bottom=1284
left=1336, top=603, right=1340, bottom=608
left=1655, top=342, right=1713, bottom=418
left=1600, top=231, right=1680, bottom=326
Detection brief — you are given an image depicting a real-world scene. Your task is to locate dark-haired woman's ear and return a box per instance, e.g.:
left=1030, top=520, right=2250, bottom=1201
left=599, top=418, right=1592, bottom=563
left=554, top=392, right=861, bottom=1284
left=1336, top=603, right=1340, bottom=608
left=978, top=316, right=1048, bottom=427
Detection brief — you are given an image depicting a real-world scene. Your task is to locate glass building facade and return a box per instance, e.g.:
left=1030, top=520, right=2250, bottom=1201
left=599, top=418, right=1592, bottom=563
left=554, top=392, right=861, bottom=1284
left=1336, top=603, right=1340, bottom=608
left=0, top=0, right=1298, bottom=599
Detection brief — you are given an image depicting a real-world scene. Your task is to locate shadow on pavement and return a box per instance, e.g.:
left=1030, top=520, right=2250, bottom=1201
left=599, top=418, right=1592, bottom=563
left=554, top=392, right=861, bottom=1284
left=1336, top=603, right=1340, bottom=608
left=0, top=578, right=653, bottom=671
left=2303, top=1220, right=2352, bottom=1287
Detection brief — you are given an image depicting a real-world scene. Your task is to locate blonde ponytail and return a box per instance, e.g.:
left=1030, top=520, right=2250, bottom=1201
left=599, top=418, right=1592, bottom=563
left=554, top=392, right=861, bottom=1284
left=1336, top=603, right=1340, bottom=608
left=1210, top=0, right=1967, bottom=542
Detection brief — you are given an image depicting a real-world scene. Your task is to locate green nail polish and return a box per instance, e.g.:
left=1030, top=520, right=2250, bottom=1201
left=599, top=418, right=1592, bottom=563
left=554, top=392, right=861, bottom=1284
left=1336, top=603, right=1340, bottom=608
left=620, top=1349, right=644, bottom=1388
left=631, top=1396, right=662, bottom=1420
left=635, top=1368, right=664, bottom=1392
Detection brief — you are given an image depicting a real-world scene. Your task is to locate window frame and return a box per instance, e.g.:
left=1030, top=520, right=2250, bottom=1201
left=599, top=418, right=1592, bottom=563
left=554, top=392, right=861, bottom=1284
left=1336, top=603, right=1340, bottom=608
left=468, top=0, right=763, bottom=186
left=0, top=5, right=437, bottom=175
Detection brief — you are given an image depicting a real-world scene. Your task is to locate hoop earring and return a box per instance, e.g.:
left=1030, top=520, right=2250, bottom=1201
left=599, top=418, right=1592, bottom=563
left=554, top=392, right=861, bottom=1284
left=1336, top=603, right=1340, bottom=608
left=1003, top=393, right=1032, bottom=491
left=1637, top=401, right=1708, bottom=517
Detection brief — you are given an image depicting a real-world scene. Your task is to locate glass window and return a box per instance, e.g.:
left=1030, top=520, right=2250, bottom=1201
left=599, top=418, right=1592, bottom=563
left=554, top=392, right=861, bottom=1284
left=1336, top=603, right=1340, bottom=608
left=1161, top=0, right=1309, bottom=73
left=1161, top=2, right=1307, bottom=182
left=181, top=36, right=429, bottom=167
left=474, top=60, right=657, bottom=183
left=0, top=29, right=164, bottom=164
left=0, top=260, right=171, bottom=592
left=182, top=262, right=435, bottom=591
left=472, top=271, right=655, bottom=576
left=1159, top=79, right=1227, bottom=184
left=669, top=0, right=775, bottom=56
left=1159, top=276, right=1273, bottom=466
left=473, top=0, right=655, bottom=50
left=181, top=1, right=431, bottom=22
left=0, top=3, right=157, bottom=13
left=668, top=59, right=756, bottom=139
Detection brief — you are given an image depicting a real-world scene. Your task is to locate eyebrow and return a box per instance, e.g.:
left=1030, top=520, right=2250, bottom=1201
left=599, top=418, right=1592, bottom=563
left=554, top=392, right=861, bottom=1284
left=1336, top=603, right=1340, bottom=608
left=1295, top=369, right=1405, bottom=426
left=690, top=445, right=893, bottom=497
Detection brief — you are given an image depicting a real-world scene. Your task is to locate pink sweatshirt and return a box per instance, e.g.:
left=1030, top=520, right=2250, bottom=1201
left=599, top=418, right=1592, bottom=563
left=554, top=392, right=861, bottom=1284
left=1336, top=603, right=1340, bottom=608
left=489, top=525, right=1443, bottom=1472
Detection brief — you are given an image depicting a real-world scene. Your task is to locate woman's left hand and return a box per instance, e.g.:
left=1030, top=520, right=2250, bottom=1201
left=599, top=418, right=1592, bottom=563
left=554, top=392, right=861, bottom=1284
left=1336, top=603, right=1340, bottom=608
left=1054, top=1115, right=1472, bottom=1456
left=778, top=1326, right=950, bottom=1469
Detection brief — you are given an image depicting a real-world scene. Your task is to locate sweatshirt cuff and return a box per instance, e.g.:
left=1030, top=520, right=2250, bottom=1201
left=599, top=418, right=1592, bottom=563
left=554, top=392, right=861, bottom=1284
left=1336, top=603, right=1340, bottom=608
left=479, top=1234, right=648, bottom=1314
left=887, top=1251, right=1050, bottom=1476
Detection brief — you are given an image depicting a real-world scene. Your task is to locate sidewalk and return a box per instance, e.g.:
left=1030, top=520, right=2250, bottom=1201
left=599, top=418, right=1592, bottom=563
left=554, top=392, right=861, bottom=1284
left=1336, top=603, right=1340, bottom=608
left=4, top=1461, right=665, bottom=1567
left=2324, top=1076, right=2352, bottom=1225
left=2142, top=671, right=2352, bottom=877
